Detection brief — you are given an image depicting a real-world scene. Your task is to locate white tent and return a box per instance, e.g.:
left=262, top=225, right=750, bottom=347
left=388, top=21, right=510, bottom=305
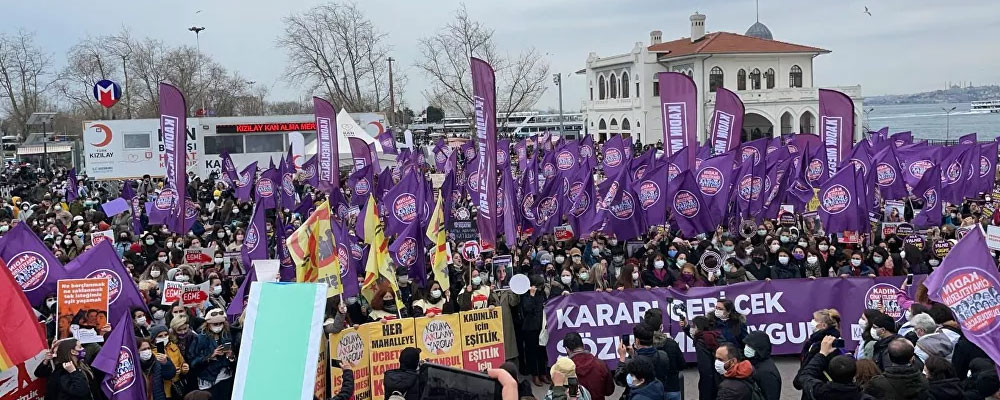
left=304, top=109, right=394, bottom=167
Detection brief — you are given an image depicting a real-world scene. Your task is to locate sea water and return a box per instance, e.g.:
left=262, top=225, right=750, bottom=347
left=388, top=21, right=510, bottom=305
left=866, top=102, right=1000, bottom=141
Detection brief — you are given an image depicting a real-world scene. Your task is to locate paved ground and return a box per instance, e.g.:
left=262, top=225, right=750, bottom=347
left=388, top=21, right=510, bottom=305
left=530, top=356, right=804, bottom=400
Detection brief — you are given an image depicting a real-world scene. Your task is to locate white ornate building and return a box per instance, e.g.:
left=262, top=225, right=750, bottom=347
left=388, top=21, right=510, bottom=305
left=577, top=12, right=863, bottom=145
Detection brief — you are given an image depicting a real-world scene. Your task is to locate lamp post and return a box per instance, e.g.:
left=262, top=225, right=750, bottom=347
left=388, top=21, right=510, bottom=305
left=27, top=112, right=57, bottom=172
left=942, top=106, right=957, bottom=142
left=188, top=26, right=206, bottom=115
left=552, top=73, right=564, bottom=138
left=388, top=57, right=396, bottom=128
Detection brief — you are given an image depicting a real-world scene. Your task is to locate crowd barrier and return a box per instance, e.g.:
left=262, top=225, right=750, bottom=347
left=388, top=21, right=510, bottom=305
left=323, top=308, right=505, bottom=400
left=543, top=275, right=926, bottom=367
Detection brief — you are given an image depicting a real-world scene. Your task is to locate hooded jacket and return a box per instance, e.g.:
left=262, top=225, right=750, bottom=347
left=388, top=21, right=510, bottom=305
left=717, top=360, right=755, bottom=400
left=927, top=377, right=963, bottom=400
left=693, top=329, right=722, bottom=400
left=383, top=368, right=421, bottom=400
left=627, top=379, right=667, bottom=400
left=864, top=364, right=931, bottom=400
left=793, top=352, right=874, bottom=400
left=745, top=332, right=782, bottom=400
left=570, top=351, right=614, bottom=400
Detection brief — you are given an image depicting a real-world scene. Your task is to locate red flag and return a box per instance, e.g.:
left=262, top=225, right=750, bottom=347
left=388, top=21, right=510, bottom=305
left=0, top=258, right=47, bottom=371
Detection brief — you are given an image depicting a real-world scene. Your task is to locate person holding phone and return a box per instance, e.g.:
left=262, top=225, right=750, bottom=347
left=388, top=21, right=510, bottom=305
left=328, top=359, right=355, bottom=400
left=187, top=308, right=235, bottom=399
left=800, top=309, right=843, bottom=368
left=137, top=337, right=178, bottom=400
left=151, top=324, right=188, bottom=399
left=544, top=356, right=592, bottom=400
left=33, top=338, right=99, bottom=400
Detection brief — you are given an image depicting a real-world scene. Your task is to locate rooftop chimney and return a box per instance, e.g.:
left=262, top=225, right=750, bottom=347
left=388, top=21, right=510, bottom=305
left=650, top=30, right=662, bottom=45
left=690, top=12, right=706, bottom=42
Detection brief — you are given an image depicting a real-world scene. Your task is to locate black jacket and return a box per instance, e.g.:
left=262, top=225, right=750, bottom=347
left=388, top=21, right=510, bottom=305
left=693, top=330, right=722, bottom=400
left=745, top=332, right=782, bottom=400
left=927, top=377, right=963, bottom=400
left=871, top=334, right=903, bottom=371
left=614, top=346, right=672, bottom=398
left=800, top=327, right=842, bottom=368
left=949, top=327, right=988, bottom=379
left=864, top=364, right=931, bottom=400
left=650, top=333, right=686, bottom=393
left=383, top=368, right=421, bottom=400
left=793, top=352, right=873, bottom=400
left=34, top=362, right=95, bottom=400
left=717, top=376, right=754, bottom=400
left=519, top=290, right=546, bottom=331
left=331, top=369, right=355, bottom=400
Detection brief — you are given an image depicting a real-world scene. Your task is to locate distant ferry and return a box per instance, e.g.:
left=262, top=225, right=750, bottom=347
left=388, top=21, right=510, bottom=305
left=970, top=100, right=1000, bottom=114
left=410, top=111, right=585, bottom=139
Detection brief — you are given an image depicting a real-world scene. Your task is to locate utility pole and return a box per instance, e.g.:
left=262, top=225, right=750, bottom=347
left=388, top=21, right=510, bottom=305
left=553, top=73, right=565, bottom=137
left=188, top=26, right=206, bottom=115
left=388, top=57, right=396, bottom=128
left=122, top=54, right=131, bottom=119
left=942, top=106, right=957, bottom=142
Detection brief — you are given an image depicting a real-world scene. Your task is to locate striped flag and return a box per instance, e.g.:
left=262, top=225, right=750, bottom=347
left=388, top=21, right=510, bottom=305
left=0, top=258, right=47, bottom=371
left=426, top=190, right=450, bottom=291
left=287, top=200, right=342, bottom=297
left=359, top=194, right=403, bottom=308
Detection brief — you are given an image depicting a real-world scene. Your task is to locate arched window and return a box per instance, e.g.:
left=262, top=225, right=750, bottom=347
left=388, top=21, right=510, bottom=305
left=621, top=71, right=630, bottom=98
left=598, top=75, right=606, bottom=99
left=749, top=68, right=761, bottom=90
left=622, top=118, right=631, bottom=131
left=765, top=68, right=775, bottom=89
left=598, top=119, right=607, bottom=130
left=790, top=65, right=803, bottom=88
left=609, top=74, right=618, bottom=99
left=610, top=118, right=618, bottom=128
left=737, top=69, right=747, bottom=91
left=709, top=67, right=724, bottom=92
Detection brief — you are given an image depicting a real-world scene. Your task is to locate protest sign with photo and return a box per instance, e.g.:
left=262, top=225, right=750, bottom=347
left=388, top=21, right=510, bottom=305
left=56, top=278, right=109, bottom=343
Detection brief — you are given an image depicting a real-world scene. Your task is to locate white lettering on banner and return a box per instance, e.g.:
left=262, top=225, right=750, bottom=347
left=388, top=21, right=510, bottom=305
left=317, top=116, right=332, bottom=182
left=474, top=96, right=491, bottom=219
left=712, top=110, right=734, bottom=154
left=823, top=116, right=842, bottom=175
left=554, top=301, right=659, bottom=329
left=663, top=103, right=686, bottom=155
left=553, top=332, right=623, bottom=362
left=666, top=292, right=786, bottom=321
left=162, top=116, right=177, bottom=182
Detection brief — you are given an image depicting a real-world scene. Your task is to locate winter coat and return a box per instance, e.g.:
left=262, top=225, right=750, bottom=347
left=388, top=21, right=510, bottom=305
left=745, top=332, right=782, bottom=400
left=383, top=368, right=421, bottom=400
left=864, top=364, right=931, bottom=400
left=570, top=351, right=614, bottom=400
left=330, top=369, right=355, bottom=400
left=693, top=329, right=722, bottom=400
left=142, top=357, right=178, bottom=400
left=744, top=261, right=771, bottom=280
left=187, top=332, right=235, bottom=384
left=717, top=360, right=755, bottom=400
left=872, top=334, right=903, bottom=371
left=927, top=377, right=963, bottom=400
left=650, top=332, right=686, bottom=393
left=34, top=362, right=95, bottom=400
left=519, top=290, right=547, bottom=331
left=793, top=352, right=874, bottom=400
left=614, top=347, right=671, bottom=399
left=708, top=314, right=749, bottom=348
left=489, top=290, right=520, bottom=361
left=801, top=327, right=842, bottom=367
left=628, top=380, right=667, bottom=400
left=770, top=261, right=802, bottom=279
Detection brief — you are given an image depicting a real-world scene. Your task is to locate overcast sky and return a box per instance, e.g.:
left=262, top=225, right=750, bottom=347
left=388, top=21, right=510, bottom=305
left=5, top=0, right=999, bottom=114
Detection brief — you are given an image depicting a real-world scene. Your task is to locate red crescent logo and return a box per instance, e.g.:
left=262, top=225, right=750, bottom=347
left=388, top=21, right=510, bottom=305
left=91, top=123, right=113, bottom=147
left=367, top=121, right=385, bottom=135
left=292, top=154, right=302, bottom=168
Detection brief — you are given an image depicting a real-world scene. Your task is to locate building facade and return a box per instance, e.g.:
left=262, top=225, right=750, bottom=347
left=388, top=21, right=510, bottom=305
left=578, top=12, right=864, bottom=146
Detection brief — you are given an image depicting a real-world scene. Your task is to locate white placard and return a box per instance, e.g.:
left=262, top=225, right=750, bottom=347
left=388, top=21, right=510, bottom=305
left=986, top=225, right=1000, bottom=251
left=253, top=259, right=281, bottom=283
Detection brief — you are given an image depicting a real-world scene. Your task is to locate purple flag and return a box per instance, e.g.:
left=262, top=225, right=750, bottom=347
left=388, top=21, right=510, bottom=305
left=66, top=168, right=79, bottom=203
left=658, top=72, right=697, bottom=167
left=64, top=241, right=148, bottom=326
left=314, top=97, right=339, bottom=193
left=631, top=161, right=667, bottom=230
left=301, top=155, right=319, bottom=188
left=255, top=167, right=278, bottom=210
left=241, top=202, right=267, bottom=270
left=803, top=140, right=829, bottom=187
left=332, top=220, right=360, bottom=298
left=940, top=145, right=975, bottom=204
left=515, top=139, right=529, bottom=172
left=602, top=135, right=628, bottom=179
left=348, top=137, right=371, bottom=173
left=121, top=181, right=143, bottom=235
left=709, top=87, right=744, bottom=155
left=294, top=193, right=315, bottom=218
left=160, top=83, right=188, bottom=234
left=497, top=139, right=511, bottom=169
left=532, top=173, right=563, bottom=236
left=377, top=129, right=398, bottom=155
left=499, top=167, right=519, bottom=248
left=787, top=133, right=822, bottom=155
left=872, top=144, right=908, bottom=200
left=219, top=152, right=238, bottom=188
left=579, top=135, right=597, bottom=169
left=629, top=150, right=656, bottom=181
left=234, top=161, right=258, bottom=202
left=911, top=164, right=942, bottom=229
left=819, top=88, right=855, bottom=177
left=0, top=223, right=66, bottom=306
left=890, top=131, right=913, bottom=147
left=92, top=313, right=146, bottom=400
left=924, top=227, right=1000, bottom=376
left=226, top=266, right=255, bottom=321
left=898, top=146, right=942, bottom=188
left=667, top=171, right=715, bottom=238
left=385, top=169, right=426, bottom=238
left=980, top=141, right=999, bottom=194
left=390, top=222, right=426, bottom=287
left=818, top=164, right=862, bottom=233
left=433, top=145, right=450, bottom=172
left=278, top=155, right=298, bottom=210
left=593, top=169, right=643, bottom=241
left=183, top=199, right=199, bottom=232
left=275, top=215, right=295, bottom=282
left=471, top=59, right=498, bottom=248
left=959, top=132, right=977, bottom=145
left=695, top=151, right=736, bottom=219
left=347, top=165, right=374, bottom=209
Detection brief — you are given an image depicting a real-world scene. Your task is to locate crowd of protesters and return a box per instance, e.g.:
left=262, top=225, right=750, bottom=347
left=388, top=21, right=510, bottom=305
left=5, top=131, right=1000, bottom=400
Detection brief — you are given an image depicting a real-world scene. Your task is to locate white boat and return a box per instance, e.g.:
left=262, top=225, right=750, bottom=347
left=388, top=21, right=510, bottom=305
left=410, top=111, right=585, bottom=139
left=970, top=100, right=1000, bottom=114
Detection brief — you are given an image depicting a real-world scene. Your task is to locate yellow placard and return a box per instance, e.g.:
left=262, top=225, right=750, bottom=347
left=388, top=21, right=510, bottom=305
left=329, top=327, right=372, bottom=400
left=458, top=308, right=505, bottom=371
left=806, top=188, right=820, bottom=212
left=315, top=334, right=328, bottom=400
left=366, top=319, right=416, bottom=399
left=413, top=314, right=463, bottom=368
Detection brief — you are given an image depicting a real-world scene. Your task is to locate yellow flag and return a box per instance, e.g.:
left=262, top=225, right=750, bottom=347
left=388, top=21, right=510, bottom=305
left=360, top=194, right=403, bottom=308
left=287, top=200, right=343, bottom=297
left=426, top=191, right=450, bottom=291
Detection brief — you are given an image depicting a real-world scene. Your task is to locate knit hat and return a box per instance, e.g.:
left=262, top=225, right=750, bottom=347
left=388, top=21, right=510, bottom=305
left=97, top=221, right=110, bottom=231
left=568, top=248, right=582, bottom=257
left=399, top=347, right=421, bottom=370
left=204, top=308, right=226, bottom=324
left=150, top=324, right=169, bottom=339
left=550, top=356, right=577, bottom=379
left=213, top=189, right=222, bottom=198
left=169, top=316, right=189, bottom=330
left=129, top=242, right=142, bottom=253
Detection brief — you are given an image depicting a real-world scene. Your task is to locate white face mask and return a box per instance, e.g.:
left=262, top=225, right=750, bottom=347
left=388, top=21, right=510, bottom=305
left=769, top=244, right=780, bottom=253
left=905, top=310, right=913, bottom=321
left=140, top=349, right=153, bottom=361
left=808, top=320, right=818, bottom=331
left=851, top=259, right=862, bottom=267
left=609, top=239, right=618, bottom=246
left=430, top=290, right=442, bottom=299
left=208, top=324, right=224, bottom=334
left=561, top=276, right=572, bottom=285
left=714, top=360, right=727, bottom=375
left=928, top=259, right=940, bottom=267
left=870, top=327, right=880, bottom=338
left=158, top=256, right=168, bottom=263
left=818, top=244, right=829, bottom=252
left=155, top=336, right=169, bottom=345
left=873, top=256, right=883, bottom=264
left=579, top=272, right=589, bottom=280
left=631, top=272, right=639, bottom=280
left=46, top=298, right=57, bottom=308
left=714, top=309, right=728, bottom=320
left=135, top=316, right=147, bottom=326
left=150, top=270, right=161, bottom=278
left=676, top=259, right=687, bottom=268
left=555, top=256, right=565, bottom=264
left=212, top=286, right=223, bottom=295
left=778, top=256, right=789, bottom=265
left=214, top=257, right=224, bottom=264
left=145, top=238, right=155, bottom=245
left=798, top=241, right=808, bottom=248
left=175, top=275, right=189, bottom=283
left=807, top=256, right=818, bottom=265
left=744, top=346, right=756, bottom=359
left=723, top=264, right=733, bottom=273
left=154, top=310, right=166, bottom=320
left=654, top=260, right=665, bottom=269
left=572, top=255, right=582, bottom=263
left=858, top=317, right=866, bottom=327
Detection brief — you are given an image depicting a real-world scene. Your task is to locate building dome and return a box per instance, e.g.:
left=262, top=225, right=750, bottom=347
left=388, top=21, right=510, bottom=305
left=745, top=21, right=773, bottom=40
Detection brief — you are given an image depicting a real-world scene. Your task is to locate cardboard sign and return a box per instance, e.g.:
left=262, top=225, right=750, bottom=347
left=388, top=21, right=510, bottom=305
left=461, top=240, right=481, bottom=261
left=449, top=218, right=478, bottom=243
left=161, top=280, right=210, bottom=307
left=884, top=200, right=905, bottom=222
left=161, top=281, right=184, bottom=305
left=253, top=260, right=281, bottom=283
left=554, top=225, right=574, bottom=242
left=838, top=231, right=861, bottom=244
left=329, top=328, right=371, bottom=400
left=933, top=240, right=953, bottom=259
left=414, top=314, right=463, bottom=368
left=779, top=212, right=796, bottom=227
left=56, top=278, right=109, bottom=343
left=904, top=234, right=925, bottom=250
left=987, top=226, right=1000, bottom=251
left=895, top=223, right=914, bottom=237
left=366, top=319, right=416, bottom=399
left=184, top=247, right=214, bottom=265
left=881, top=222, right=901, bottom=237
left=459, top=308, right=505, bottom=371
left=90, top=230, right=114, bottom=247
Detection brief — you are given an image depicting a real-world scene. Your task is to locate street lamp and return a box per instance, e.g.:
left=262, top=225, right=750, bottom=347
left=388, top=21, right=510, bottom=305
left=942, top=106, right=957, bottom=142
left=188, top=26, right=206, bottom=115
left=27, top=112, right=57, bottom=172
left=864, top=107, right=874, bottom=135
left=552, top=73, right=564, bottom=138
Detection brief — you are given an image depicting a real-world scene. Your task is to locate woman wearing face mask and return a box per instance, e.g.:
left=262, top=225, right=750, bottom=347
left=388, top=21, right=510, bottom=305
left=136, top=337, right=178, bottom=400
left=800, top=308, right=843, bottom=368
left=205, top=277, right=227, bottom=310
left=142, top=234, right=160, bottom=261
left=554, top=268, right=575, bottom=295
left=855, top=309, right=886, bottom=360
left=133, top=308, right=152, bottom=338
left=188, top=308, right=235, bottom=399
left=412, top=281, right=453, bottom=317
left=707, top=299, right=748, bottom=347
left=765, top=238, right=782, bottom=265
left=869, top=247, right=894, bottom=277
left=33, top=339, right=97, bottom=400
left=152, top=249, right=171, bottom=268
left=672, top=264, right=706, bottom=291
left=720, top=258, right=752, bottom=284
left=733, top=241, right=753, bottom=267
left=226, top=228, right=245, bottom=252
left=744, top=247, right=772, bottom=281
left=751, top=225, right=769, bottom=246
left=642, top=252, right=673, bottom=288
left=172, top=264, right=199, bottom=285
left=370, top=286, right=401, bottom=320
left=519, top=276, right=550, bottom=387
left=571, top=265, right=596, bottom=292
left=148, top=303, right=168, bottom=328
left=458, top=269, right=495, bottom=310
left=813, top=238, right=839, bottom=275
left=614, top=263, right=643, bottom=290
left=114, top=231, right=132, bottom=258
left=567, top=247, right=586, bottom=272
left=770, top=248, right=803, bottom=279
left=802, top=250, right=826, bottom=279
left=838, top=252, right=876, bottom=277
left=680, top=316, right=722, bottom=400
left=141, top=261, right=170, bottom=285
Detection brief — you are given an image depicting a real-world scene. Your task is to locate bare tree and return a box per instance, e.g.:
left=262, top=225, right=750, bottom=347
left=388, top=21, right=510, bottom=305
left=415, top=5, right=549, bottom=127
left=277, top=2, right=399, bottom=113
left=0, top=31, right=56, bottom=137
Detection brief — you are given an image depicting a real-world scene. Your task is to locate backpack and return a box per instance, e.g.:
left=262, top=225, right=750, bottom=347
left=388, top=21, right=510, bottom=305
left=387, top=391, right=407, bottom=400
left=741, top=379, right=767, bottom=400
